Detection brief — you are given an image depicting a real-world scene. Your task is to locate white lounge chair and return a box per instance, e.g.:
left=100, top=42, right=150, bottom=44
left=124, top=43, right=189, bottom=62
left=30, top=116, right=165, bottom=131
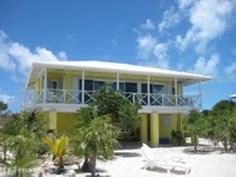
left=141, top=144, right=191, bottom=174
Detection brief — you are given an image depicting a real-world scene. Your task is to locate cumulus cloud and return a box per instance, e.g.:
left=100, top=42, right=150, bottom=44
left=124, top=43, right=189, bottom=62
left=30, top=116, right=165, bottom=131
left=153, top=43, right=169, bottom=68
left=0, top=90, right=15, bottom=104
left=140, top=19, right=155, bottom=30
left=137, top=34, right=170, bottom=68
left=158, top=6, right=181, bottom=32
left=137, top=35, right=157, bottom=59
left=225, top=62, right=236, bottom=79
left=0, top=30, right=67, bottom=81
left=191, top=54, right=219, bottom=76
left=177, top=0, right=195, bottom=9
left=176, top=0, right=234, bottom=53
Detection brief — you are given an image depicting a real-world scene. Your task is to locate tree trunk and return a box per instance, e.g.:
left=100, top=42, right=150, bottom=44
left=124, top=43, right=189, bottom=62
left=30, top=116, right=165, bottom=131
left=3, top=142, right=7, bottom=161
left=223, top=139, right=228, bottom=152
left=57, top=157, right=64, bottom=174
left=82, top=158, right=90, bottom=172
left=194, top=134, right=197, bottom=151
left=90, top=155, right=96, bottom=177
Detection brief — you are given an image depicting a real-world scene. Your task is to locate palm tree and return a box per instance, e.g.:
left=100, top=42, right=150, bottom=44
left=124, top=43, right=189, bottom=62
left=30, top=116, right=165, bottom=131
left=6, top=135, right=38, bottom=177
left=43, top=135, right=69, bottom=173
left=80, top=116, right=118, bottom=177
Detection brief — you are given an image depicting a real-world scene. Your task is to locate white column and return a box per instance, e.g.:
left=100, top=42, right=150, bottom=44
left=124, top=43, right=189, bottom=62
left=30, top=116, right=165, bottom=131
left=198, top=81, right=202, bottom=108
left=175, top=78, right=178, bottom=105
left=147, top=75, right=150, bottom=106
left=116, top=73, right=119, bottom=91
left=43, top=69, right=47, bottom=103
left=82, top=70, right=85, bottom=104
left=63, top=76, right=66, bottom=103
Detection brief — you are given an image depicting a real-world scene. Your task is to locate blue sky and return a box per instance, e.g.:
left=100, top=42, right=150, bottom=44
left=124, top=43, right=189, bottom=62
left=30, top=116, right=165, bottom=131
left=0, top=0, right=235, bottom=112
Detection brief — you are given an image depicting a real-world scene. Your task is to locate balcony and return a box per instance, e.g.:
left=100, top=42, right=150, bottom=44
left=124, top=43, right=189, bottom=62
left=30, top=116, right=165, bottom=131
left=23, top=89, right=200, bottom=113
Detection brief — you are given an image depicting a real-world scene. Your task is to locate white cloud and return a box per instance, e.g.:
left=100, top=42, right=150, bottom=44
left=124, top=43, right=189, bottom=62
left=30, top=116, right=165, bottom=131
left=191, top=54, right=219, bottom=76
left=158, top=6, right=181, bottom=32
left=0, top=30, right=67, bottom=81
left=225, top=62, right=236, bottom=79
left=137, top=35, right=157, bottom=59
left=153, top=43, right=169, bottom=68
left=177, top=0, right=195, bottom=9
left=136, top=34, right=170, bottom=68
left=176, top=0, right=234, bottom=53
left=140, top=19, right=155, bottom=30
left=0, top=90, right=15, bottom=104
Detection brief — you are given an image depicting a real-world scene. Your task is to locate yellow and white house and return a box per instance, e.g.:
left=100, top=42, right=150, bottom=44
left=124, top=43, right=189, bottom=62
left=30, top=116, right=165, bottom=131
left=23, top=61, right=212, bottom=146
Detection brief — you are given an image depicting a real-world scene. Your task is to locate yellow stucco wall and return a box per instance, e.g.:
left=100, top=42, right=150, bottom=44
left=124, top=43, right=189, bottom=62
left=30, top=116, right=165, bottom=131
left=56, top=112, right=76, bottom=135
left=48, top=112, right=57, bottom=130
left=150, top=112, right=159, bottom=147
left=46, top=111, right=76, bottom=135
left=159, top=114, right=179, bottom=141
left=140, top=113, right=147, bottom=143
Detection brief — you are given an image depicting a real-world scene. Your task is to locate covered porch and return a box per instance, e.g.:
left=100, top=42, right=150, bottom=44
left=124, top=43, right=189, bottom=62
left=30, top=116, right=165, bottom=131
left=140, top=113, right=184, bottom=147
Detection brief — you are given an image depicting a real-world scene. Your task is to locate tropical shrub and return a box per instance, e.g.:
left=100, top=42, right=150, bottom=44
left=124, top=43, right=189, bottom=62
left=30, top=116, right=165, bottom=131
left=0, top=111, right=47, bottom=176
left=4, top=134, right=38, bottom=177
left=184, top=109, right=206, bottom=151
left=93, top=85, right=140, bottom=138
left=209, top=100, right=236, bottom=151
left=77, top=116, right=118, bottom=177
left=171, top=130, right=185, bottom=146
left=43, top=135, right=69, bottom=173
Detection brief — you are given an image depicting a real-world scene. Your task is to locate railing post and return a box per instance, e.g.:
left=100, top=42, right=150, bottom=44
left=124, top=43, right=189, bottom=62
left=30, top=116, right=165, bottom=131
left=63, top=76, right=66, bottom=103
left=43, top=69, right=47, bottom=104
left=132, top=93, right=135, bottom=104
left=116, top=73, right=119, bottom=91
left=175, top=78, right=178, bottom=106
left=147, top=75, right=150, bottom=106
left=161, top=94, right=164, bottom=106
left=82, top=70, right=85, bottom=104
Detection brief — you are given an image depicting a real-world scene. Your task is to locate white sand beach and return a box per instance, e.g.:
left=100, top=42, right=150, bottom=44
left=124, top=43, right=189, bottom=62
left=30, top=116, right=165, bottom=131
left=1, top=139, right=236, bottom=177
left=76, top=140, right=236, bottom=177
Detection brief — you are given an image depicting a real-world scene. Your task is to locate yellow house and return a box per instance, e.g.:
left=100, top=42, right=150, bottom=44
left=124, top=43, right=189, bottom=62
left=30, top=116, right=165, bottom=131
left=23, top=61, right=212, bottom=146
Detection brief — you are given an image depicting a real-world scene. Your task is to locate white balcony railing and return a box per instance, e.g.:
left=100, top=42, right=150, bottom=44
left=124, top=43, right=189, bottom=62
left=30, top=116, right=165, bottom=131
left=23, top=89, right=200, bottom=109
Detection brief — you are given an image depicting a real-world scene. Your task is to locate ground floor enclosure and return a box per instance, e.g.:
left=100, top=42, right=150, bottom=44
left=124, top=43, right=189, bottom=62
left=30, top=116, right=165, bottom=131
left=140, top=113, right=184, bottom=147
left=42, top=111, right=183, bottom=146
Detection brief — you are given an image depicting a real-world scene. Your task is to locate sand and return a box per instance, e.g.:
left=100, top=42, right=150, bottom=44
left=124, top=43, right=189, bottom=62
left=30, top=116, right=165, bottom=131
left=76, top=140, right=236, bottom=177
left=1, top=139, right=236, bottom=177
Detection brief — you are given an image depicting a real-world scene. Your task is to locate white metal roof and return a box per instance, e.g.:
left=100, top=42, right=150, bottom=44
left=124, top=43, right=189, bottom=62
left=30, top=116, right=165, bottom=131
left=26, top=60, right=213, bottom=87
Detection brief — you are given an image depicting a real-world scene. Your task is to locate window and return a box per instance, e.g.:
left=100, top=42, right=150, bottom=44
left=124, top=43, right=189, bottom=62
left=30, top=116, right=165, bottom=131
left=94, top=81, right=105, bottom=91
left=48, top=80, right=58, bottom=89
left=152, top=84, right=164, bottom=94
left=125, top=82, right=137, bottom=92
left=112, top=82, right=125, bottom=91
left=141, top=83, right=147, bottom=93
left=162, top=114, right=172, bottom=128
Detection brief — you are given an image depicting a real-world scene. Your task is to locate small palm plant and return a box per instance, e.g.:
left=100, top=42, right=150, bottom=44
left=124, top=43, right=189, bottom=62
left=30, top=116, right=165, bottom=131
left=4, top=134, right=38, bottom=177
left=80, top=116, right=118, bottom=177
left=43, top=135, right=69, bottom=173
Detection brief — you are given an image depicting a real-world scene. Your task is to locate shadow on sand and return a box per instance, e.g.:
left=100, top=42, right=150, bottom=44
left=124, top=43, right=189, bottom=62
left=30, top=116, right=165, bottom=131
left=144, top=166, right=190, bottom=175
left=115, top=152, right=141, bottom=157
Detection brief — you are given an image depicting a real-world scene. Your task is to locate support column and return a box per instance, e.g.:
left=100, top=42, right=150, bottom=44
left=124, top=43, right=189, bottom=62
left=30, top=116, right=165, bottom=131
left=140, top=114, right=147, bottom=143
left=64, top=73, right=72, bottom=103
left=43, top=69, right=47, bottom=103
left=150, top=112, right=159, bottom=147
left=82, top=70, right=85, bottom=104
left=116, top=73, right=119, bottom=91
left=175, top=78, right=178, bottom=105
left=177, top=114, right=184, bottom=132
left=147, top=75, right=150, bottom=105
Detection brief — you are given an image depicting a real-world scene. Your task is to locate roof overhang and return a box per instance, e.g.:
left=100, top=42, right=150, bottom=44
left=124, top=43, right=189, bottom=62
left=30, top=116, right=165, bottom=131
left=25, top=60, right=213, bottom=88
